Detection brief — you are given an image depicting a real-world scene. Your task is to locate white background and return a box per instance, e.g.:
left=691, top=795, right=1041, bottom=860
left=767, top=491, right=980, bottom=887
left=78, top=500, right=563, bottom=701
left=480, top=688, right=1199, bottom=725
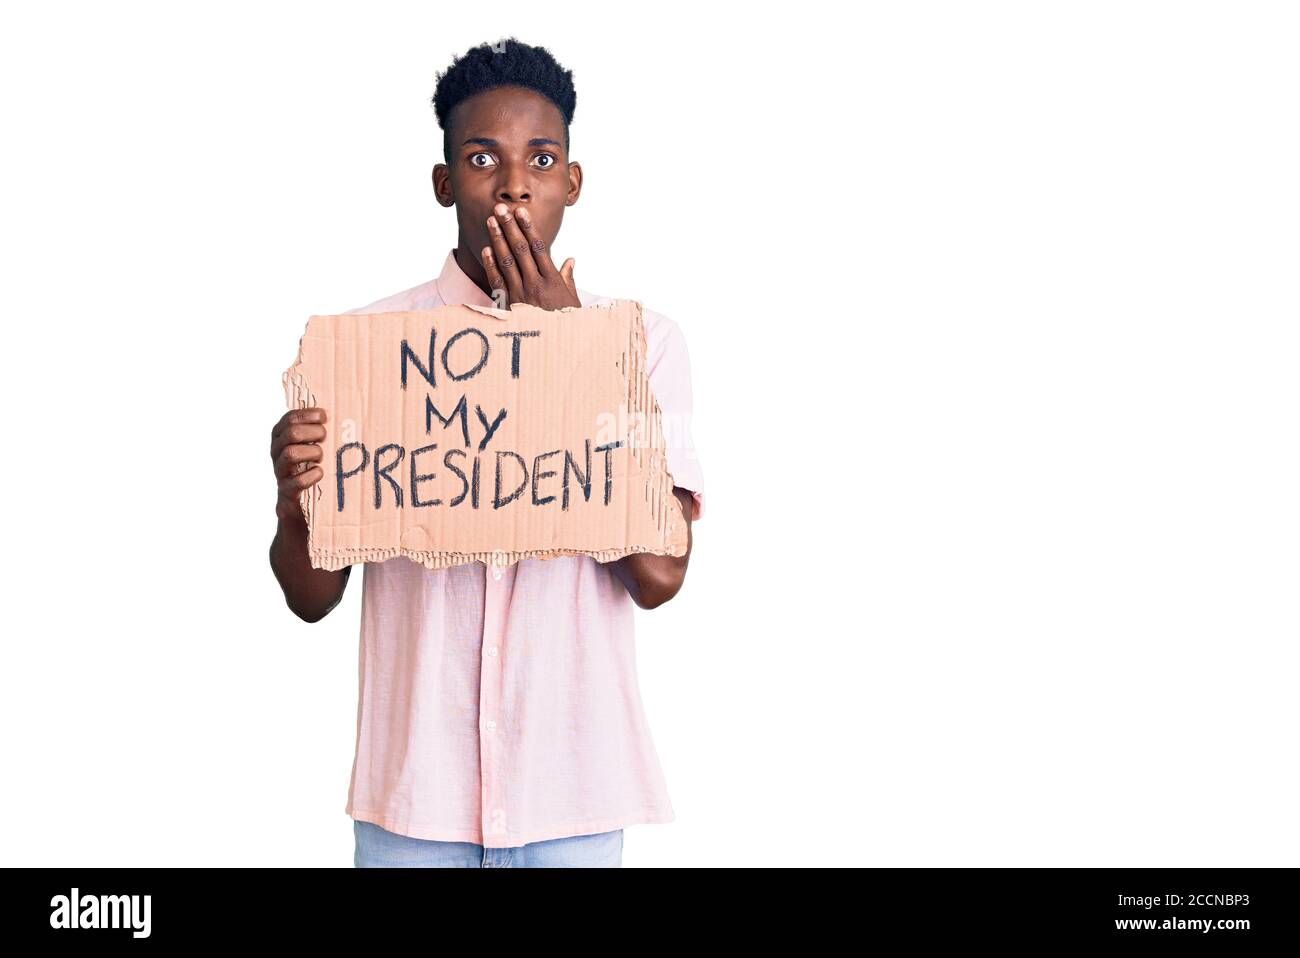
left=1, top=1, right=1297, bottom=867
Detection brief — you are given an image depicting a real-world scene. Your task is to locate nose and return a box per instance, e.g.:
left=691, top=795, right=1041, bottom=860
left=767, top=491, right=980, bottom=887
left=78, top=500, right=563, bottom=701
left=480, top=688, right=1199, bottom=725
left=496, top=165, right=531, bottom=207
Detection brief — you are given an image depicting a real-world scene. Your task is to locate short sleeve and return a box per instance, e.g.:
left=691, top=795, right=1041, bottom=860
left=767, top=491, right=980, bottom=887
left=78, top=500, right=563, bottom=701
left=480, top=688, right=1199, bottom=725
left=645, top=314, right=705, bottom=521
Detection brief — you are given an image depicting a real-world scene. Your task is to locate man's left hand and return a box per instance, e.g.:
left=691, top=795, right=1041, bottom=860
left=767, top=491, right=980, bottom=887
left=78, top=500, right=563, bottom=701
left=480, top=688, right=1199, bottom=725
left=482, top=202, right=582, bottom=310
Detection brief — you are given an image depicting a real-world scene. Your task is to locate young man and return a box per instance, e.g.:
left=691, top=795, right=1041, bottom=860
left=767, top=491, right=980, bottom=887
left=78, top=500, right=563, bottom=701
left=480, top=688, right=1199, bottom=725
left=267, top=38, right=705, bottom=868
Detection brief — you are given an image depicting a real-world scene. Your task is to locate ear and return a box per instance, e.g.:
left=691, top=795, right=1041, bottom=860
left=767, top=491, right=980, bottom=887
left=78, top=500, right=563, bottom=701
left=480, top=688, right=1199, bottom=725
left=433, top=164, right=455, bottom=208
left=565, top=161, right=583, bottom=207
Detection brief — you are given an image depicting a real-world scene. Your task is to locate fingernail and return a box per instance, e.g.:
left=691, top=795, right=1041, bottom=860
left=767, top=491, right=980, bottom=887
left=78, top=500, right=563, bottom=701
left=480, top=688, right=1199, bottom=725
left=494, top=203, right=508, bottom=217
left=517, top=208, right=530, bottom=224
left=487, top=216, right=498, bottom=231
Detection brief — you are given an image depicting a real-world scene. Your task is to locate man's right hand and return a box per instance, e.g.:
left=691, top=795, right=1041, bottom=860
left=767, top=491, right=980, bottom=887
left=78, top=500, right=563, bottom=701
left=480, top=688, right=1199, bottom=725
left=270, top=407, right=327, bottom=523
left=269, top=406, right=349, bottom=622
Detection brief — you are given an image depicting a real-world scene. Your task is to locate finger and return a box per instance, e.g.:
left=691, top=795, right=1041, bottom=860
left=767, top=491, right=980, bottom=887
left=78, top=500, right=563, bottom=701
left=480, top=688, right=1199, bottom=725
left=492, top=203, right=541, bottom=289
left=270, top=422, right=326, bottom=458
left=513, top=207, right=559, bottom=278
left=279, top=466, right=323, bottom=496
left=272, top=407, right=326, bottom=441
left=486, top=214, right=526, bottom=305
left=482, top=246, right=510, bottom=306
left=274, top=442, right=323, bottom=479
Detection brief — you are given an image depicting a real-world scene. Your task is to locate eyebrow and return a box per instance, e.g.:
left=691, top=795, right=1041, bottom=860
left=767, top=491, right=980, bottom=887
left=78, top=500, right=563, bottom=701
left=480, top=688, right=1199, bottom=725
left=462, top=137, right=563, bottom=149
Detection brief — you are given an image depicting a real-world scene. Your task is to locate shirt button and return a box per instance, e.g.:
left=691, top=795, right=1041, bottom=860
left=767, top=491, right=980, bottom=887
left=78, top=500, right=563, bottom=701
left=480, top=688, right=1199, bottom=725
left=484, top=720, right=497, bottom=731
left=486, top=646, right=498, bottom=657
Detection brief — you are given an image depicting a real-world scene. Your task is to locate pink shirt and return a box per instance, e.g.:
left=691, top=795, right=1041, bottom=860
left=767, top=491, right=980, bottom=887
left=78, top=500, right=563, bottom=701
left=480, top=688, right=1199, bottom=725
left=339, top=249, right=705, bottom=847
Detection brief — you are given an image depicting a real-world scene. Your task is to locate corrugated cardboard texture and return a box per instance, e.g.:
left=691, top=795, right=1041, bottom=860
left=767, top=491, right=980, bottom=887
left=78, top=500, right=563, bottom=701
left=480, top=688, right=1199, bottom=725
left=282, top=298, right=688, bottom=571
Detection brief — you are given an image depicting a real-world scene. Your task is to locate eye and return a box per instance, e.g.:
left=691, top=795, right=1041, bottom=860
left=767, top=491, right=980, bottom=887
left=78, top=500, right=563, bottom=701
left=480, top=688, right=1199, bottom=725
left=534, top=153, right=556, bottom=169
left=468, top=152, right=495, bottom=168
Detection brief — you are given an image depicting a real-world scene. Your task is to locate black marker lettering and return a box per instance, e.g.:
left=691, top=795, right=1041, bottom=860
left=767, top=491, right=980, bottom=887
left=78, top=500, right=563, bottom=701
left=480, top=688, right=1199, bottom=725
left=373, top=443, right=405, bottom=509
left=594, top=440, right=624, bottom=506
left=426, top=394, right=471, bottom=447
left=493, top=451, right=528, bottom=509
left=562, top=440, right=592, bottom=510
left=474, top=404, right=508, bottom=451
left=445, top=448, right=469, bottom=507
left=441, top=327, right=489, bottom=381
left=532, top=449, right=561, bottom=506
left=400, top=329, right=437, bottom=389
left=336, top=442, right=369, bottom=512
left=410, top=443, right=441, bottom=507
left=493, top=330, right=540, bottom=378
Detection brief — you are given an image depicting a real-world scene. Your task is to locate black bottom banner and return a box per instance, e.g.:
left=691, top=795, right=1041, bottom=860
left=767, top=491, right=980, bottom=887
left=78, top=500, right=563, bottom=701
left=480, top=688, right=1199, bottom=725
left=6, top=866, right=1295, bottom=947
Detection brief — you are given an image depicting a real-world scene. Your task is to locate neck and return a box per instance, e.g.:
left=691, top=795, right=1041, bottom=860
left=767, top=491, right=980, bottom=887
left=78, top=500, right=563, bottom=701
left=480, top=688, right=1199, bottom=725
left=453, top=244, right=493, bottom=300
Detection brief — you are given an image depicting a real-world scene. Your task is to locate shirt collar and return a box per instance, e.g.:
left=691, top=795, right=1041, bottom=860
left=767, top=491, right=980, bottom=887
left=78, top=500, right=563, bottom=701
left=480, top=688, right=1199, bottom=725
left=434, top=247, right=495, bottom=308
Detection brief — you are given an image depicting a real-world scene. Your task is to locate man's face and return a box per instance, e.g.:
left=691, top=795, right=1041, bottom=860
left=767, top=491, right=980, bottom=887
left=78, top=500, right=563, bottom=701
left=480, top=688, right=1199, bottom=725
left=434, top=85, right=580, bottom=269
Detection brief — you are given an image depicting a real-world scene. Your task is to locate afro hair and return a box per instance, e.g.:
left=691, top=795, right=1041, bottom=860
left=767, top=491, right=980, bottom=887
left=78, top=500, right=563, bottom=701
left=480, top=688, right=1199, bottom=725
left=432, top=37, right=577, bottom=163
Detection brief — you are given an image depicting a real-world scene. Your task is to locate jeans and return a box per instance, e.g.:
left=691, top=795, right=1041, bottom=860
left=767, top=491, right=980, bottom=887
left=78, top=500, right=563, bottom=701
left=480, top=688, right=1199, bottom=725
left=353, top=819, right=624, bottom=868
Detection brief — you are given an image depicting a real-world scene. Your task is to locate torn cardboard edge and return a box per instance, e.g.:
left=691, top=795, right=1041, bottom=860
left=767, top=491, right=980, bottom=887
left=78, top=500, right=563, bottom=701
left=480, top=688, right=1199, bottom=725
left=281, top=298, right=687, bottom=571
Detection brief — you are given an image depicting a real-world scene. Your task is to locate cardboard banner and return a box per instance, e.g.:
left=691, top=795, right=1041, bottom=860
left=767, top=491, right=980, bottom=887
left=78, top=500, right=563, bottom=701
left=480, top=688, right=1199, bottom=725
left=282, top=298, right=688, bottom=571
